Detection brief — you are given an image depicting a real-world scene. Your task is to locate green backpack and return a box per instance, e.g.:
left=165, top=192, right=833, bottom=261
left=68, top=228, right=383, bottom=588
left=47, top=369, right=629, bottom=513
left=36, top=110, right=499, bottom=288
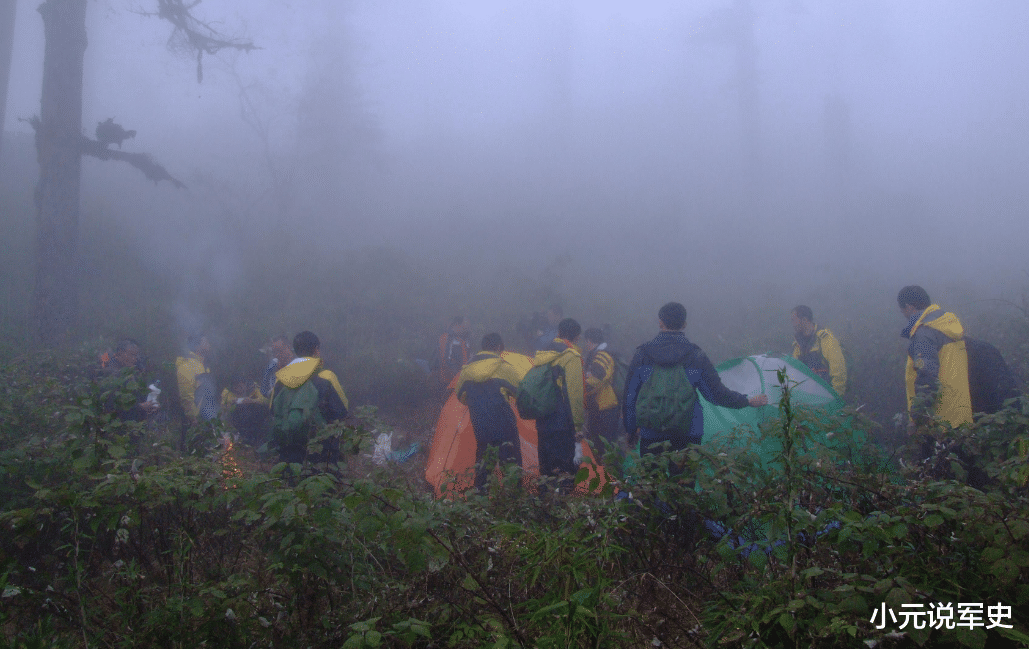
left=271, top=380, right=325, bottom=449
left=516, top=360, right=566, bottom=420
left=635, top=364, right=697, bottom=435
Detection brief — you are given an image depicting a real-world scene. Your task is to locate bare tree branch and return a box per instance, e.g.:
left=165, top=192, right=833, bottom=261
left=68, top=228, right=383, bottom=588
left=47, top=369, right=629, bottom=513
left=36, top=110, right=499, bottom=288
left=81, top=136, right=186, bottom=189
left=134, top=0, right=258, bottom=82
left=27, top=114, right=183, bottom=188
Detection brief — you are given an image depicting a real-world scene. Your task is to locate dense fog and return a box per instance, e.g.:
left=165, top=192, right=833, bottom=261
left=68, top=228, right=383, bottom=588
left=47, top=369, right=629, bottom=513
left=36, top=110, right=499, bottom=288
left=2, top=0, right=1028, bottom=423
left=6, top=6, right=1029, bottom=644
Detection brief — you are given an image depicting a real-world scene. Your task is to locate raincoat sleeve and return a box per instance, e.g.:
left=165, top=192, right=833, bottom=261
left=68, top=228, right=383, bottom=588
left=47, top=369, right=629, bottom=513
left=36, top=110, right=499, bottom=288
left=495, top=361, right=523, bottom=400
left=220, top=388, right=235, bottom=414
left=694, top=352, right=750, bottom=409
left=820, top=331, right=847, bottom=395
left=585, top=352, right=618, bottom=410
left=622, top=347, right=647, bottom=437
left=318, top=370, right=351, bottom=407
left=455, top=372, right=471, bottom=405
left=317, top=369, right=350, bottom=421
left=908, top=328, right=944, bottom=423
left=585, top=354, right=608, bottom=395
left=454, top=365, right=494, bottom=405
left=558, top=351, right=586, bottom=429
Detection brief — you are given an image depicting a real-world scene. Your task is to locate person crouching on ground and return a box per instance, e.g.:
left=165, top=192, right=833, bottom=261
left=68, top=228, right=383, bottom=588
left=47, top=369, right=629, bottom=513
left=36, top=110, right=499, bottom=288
left=790, top=305, right=847, bottom=396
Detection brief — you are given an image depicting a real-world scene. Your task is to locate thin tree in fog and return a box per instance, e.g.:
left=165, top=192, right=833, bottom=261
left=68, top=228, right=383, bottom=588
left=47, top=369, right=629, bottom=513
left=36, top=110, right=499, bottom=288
left=691, top=0, right=761, bottom=203
left=293, top=4, right=379, bottom=225
left=823, top=93, right=852, bottom=220
left=0, top=0, right=15, bottom=165
left=732, top=0, right=760, bottom=196
left=236, top=77, right=295, bottom=226
left=29, top=0, right=253, bottom=347
left=185, top=61, right=297, bottom=231
left=542, top=0, right=574, bottom=150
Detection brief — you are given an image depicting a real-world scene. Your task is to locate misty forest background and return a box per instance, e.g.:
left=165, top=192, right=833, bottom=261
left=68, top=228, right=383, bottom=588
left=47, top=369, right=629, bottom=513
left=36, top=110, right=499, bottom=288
left=3, top=104, right=1027, bottom=437
left=2, top=1, right=1029, bottom=437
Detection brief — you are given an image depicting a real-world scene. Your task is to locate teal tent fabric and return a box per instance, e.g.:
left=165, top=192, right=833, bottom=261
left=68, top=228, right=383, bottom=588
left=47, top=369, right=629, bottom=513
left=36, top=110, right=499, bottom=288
left=625, top=354, right=867, bottom=557
left=625, top=353, right=864, bottom=473
left=702, top=354, right=857, bottom=467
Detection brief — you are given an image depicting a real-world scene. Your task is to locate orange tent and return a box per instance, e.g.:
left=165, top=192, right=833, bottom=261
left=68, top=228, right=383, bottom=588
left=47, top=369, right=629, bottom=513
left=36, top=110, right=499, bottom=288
left=425, top=352, right=609, bottom=498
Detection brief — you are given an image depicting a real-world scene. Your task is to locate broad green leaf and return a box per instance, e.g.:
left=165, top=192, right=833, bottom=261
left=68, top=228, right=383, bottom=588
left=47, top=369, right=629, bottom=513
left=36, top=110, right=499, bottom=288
left=778, top=613, right=795, bottom=634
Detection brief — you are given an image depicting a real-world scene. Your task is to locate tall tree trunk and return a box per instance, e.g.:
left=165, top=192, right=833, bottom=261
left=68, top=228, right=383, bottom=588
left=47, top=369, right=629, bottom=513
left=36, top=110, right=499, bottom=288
left=0, top=0, right=16, bottom=163
left=732, top=0, right=760, bottom=206
left=34, top=0, right=86, bottom=346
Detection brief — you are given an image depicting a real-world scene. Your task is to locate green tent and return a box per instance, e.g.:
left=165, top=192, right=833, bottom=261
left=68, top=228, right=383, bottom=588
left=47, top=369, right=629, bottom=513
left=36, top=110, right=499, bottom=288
left=703, top=353, right=864, bottom=469
left=624, top=353, right=867, bottom=475
left=699, top=355, right=861, bottom=554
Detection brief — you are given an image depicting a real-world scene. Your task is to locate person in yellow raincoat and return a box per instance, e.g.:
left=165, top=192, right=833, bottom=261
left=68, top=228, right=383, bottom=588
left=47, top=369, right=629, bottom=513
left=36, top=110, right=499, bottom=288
left=221, top=376, right=269, bottom=446
left=582, top=328, right=621, bottom=451
left=269, top=331, right=349, bottom=463
left=790, top=305, right=847, bottom=396
left=455, top=333, right=527, bottom=489
left=898, top=285, right=972, bottom=430
left=533, top=318, right=585, bottom=483
left=176, top=334, right=216, bottom=423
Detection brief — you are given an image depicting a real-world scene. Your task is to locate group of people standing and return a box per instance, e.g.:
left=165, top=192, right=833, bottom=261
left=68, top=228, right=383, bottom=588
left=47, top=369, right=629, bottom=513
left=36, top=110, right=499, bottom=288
left=93, top=283, right=1011, bottom=487
left=96, top=330, right=350, bottom=463
left=450, top=285, right=1011, bottom=491
left=452, top=301, right=771, bottom=489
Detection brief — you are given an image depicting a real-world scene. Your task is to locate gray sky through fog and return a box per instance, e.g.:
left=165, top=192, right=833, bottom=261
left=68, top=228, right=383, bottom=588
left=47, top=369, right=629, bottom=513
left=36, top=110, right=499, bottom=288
left=4, top=0, right=1029, bottom=306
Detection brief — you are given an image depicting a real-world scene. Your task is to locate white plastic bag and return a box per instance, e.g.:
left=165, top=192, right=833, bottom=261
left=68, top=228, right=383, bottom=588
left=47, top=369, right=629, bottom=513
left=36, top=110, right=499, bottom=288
left=371, top=432, right=393, bottom=466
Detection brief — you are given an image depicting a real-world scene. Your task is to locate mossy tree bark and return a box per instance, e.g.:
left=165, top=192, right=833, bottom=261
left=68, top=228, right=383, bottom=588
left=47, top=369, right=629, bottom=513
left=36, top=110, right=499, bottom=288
left=0, top=0, right=17, bottom=162
left=34, top=0, right=87, bottom=347
left=30, top=0, right=248, bottom=346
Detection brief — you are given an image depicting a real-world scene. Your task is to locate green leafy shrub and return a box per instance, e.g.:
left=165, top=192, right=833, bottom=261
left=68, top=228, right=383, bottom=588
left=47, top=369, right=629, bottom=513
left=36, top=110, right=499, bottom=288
left=2, top=348, right=1029, bottom=648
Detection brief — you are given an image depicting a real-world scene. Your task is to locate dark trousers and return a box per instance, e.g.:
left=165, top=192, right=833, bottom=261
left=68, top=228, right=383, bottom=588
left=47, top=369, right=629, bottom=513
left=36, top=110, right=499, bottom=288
left=536, top=397, right=577, bottom=489
left=537, top=427, right=577, bottom=480
left=230, top=403, right=271, bottom=447
left=474, top=434, right=522, bottom=488
left=278, top=438, right=340, bottom=465
left=586, top=406, right=621, bottom=452
left=640, top=429, right=693, bottom=479
left=278, top=444, right=306, bottom=465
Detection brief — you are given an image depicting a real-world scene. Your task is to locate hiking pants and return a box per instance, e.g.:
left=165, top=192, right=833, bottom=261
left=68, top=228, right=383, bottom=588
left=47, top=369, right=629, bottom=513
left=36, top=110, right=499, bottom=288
left=473, top=433, right=522, bottom=489
left=586, top=406, right=621, bottom=452
left=537, top=426, right=577, bottom=481
left=640, top=429, right=694, bottom=479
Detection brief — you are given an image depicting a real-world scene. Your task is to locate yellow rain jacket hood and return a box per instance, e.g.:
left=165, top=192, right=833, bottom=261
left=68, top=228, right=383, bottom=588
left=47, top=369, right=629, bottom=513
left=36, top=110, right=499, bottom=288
left=904, top=305, right=972, bottom=426
left=455, top=351, right=527, bottom=405
left=274, top=358, right=349, bottom=409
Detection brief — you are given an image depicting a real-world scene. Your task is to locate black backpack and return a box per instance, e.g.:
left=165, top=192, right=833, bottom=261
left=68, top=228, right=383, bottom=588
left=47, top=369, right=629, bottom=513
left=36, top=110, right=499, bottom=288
left=965, top=337, right=1018, bottom=415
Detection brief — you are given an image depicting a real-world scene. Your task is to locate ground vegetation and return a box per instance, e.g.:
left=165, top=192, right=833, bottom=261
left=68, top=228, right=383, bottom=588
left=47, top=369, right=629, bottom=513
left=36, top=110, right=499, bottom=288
left=1, top=345, right=1027, bottom=648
